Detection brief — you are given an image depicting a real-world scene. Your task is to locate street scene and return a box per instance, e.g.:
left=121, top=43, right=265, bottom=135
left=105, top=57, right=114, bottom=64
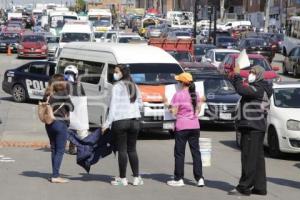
left=0, top=0, right=300, bottom=200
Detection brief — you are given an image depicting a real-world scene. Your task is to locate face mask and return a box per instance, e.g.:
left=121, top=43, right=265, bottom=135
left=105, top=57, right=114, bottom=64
left=113, top=73, right=122, bottom=81
left=248, top=73, right=256, bottom=83
left=64, top=74, right=75, bottom=82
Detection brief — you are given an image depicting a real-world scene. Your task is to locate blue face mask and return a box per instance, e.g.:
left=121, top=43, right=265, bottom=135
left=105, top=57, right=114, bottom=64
left=64, top=74, right=75, bottom=82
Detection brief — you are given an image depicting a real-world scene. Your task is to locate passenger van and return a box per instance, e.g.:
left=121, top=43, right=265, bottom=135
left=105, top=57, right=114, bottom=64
left=56, top=42, right=184, bottom=130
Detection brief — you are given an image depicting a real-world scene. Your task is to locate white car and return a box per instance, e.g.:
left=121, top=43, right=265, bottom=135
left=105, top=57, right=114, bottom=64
left=236, top=82, right=300, bottom=157
left=201, top=49, right=240, bottom=68
left=111, top=32, right=146, bottom=44
left=102, top=30, right=118, bottom=43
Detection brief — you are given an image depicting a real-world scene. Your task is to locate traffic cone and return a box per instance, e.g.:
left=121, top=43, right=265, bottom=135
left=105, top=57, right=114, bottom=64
left=7, top=45, right=12, bottom=56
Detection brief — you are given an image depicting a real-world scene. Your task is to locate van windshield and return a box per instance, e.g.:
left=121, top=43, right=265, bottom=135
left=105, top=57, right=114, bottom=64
left=127, top=63, right=183, bottom=85
left=61, top=33, right=91, bottom=42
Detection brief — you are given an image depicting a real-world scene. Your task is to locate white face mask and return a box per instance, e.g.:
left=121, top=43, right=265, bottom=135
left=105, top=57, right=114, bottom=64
left=113, top=73, right=122, bottom=81
left=65, top=74, right=75, bottom=82
left=248, top=73, right=256, bottom=83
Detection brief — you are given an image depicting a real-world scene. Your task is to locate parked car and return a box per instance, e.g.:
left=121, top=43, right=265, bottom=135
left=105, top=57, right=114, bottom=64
left=167, top=30, right=192, bottom=40
left=2, top=61, right=56, bottom=102
left=194, top=44, right=216, bottom=62
left=185, top=67, right=240, bottom=124
left=94, top=32, right=105, bottom=42
left=0, top=32, right=20, bottom=53
left=236, top=82, right=300, bottom=157
left=18, top=34, right=48, bottom=59
left=219, top=53, right=280, bottom=82
left=202, top=49, right=240, bottom=68
left=216, top=36, right=238, bottom=49
left=238, top=38, right=275, bottom=62
left=111, top=32, right=145, bottom=44
left=282, top=46, right=300, bottom=77
left=102, top=30, right=118, bottom=42
left=145, top=23, right=168, bottom=38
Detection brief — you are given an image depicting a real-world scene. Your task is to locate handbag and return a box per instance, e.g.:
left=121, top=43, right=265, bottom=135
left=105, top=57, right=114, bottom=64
left=38, top=97, right=65, bottom=125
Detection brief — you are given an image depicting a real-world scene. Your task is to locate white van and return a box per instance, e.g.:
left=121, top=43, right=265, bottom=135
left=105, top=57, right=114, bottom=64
left=56, top=42, right=184, bottom=129
left=218, top=20, right=252, bottom=31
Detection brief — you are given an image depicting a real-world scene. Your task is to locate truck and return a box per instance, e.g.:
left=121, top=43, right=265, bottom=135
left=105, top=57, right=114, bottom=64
left=166, top=11, right=194, bottom=29
left=48, top=11, right=78, bottom=36
left=87, top=9, right=113, bottom=32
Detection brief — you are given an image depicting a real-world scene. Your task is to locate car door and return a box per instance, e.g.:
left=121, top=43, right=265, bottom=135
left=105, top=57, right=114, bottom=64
left=21, top=61, right=50, bottom=99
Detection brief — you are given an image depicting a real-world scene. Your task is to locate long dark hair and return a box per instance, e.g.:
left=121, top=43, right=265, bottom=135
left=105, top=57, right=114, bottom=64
left=185, top=81, right=197, bottom=113
left=117, top=65, right=137, bottom=103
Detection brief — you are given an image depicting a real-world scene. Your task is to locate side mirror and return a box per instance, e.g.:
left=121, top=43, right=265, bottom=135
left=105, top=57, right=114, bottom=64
left=272, top=66, right=280, bottom=71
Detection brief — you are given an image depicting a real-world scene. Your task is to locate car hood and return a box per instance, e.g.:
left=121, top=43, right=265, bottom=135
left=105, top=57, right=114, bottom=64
left=206, top=93, right=240, bottom=104
left=22, top=42, right=45, bottom=49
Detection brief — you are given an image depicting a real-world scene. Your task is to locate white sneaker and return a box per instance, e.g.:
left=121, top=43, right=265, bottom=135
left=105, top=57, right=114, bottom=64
left=133, top=176, right=144, bottom=186
left=111, top=177, right=128, bottom=186
left=167, top=179, right=185, bottom=187
left=197, top=178, right=205, bottom=187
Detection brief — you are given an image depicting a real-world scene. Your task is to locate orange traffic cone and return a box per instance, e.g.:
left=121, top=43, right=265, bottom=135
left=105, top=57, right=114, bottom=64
left=7, top=45, right=12, bottom=56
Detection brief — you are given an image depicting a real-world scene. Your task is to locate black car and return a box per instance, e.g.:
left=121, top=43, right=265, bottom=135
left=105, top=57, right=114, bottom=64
left=216, top=36, right=237, bottom=49
left=2, top=61, right=56, bottom=102
left=185, top=69, right=240, bottom=124
left=238, top=38, right=274, bottom=62
left=194, top=44, right=216, bottom=62
left=0, top=32, right=20, bottom=53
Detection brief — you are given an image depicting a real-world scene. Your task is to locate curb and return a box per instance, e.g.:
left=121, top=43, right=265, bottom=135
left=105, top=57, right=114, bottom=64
left=0, top=141, right=49, bottom=148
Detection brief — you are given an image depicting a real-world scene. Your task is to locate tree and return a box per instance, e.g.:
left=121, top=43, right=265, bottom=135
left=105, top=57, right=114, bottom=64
left=76, top=0, right=86, bottom=12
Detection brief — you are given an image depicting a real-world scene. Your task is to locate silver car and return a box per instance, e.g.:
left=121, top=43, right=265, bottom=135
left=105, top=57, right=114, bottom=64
left=46, top=35, right=59, bottom=61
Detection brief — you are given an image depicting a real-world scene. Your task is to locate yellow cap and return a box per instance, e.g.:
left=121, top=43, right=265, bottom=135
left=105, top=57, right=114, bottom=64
left=175, top=72, right=193, bottom=84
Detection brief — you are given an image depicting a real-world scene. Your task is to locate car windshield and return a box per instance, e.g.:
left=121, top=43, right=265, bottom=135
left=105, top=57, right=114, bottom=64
left=0, top=33, right=20, bottom=40
left=274, top=88, right=300, bottom=108
left=50, top=16, right=77, bottom=28
left=106, top=33, right=116, bottom=39
left=22, top=35, right=45, bottom=42
left=128, top=63, right=183, bottom=85
left=94, top=32, right=104, bottom=38
left=245, top=39, right=268, bottom=47
left=194, top=46, right=214, bottom=56
left=215, top=52, right=235, bottom=62
left=168, top=51, right=192, bottom=62
left=175, top=32, right=190, bottom=36
left=93, top=20, right=110, bottom=27
left=61, top=33, right=91, bottom=42
left=241, top=58, right=271, bottom=71
left=218, top=37, right=236, bottom=43
left=204, top=78, right=236, bottom=95
left=46, top=37, right=59, bottom=43
left=118, top=37, right=141, bottom=43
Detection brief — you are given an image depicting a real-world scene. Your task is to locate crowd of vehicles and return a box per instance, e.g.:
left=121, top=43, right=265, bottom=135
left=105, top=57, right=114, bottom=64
left=0, top=5, right=300, bottom=157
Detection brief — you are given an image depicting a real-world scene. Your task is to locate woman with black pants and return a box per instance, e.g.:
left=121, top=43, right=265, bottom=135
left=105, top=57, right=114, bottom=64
left=166, top=72, right=204, bottom=187
left=44, top=74, right=74, bottom=183
left=102, top=65, right=143, bottom=186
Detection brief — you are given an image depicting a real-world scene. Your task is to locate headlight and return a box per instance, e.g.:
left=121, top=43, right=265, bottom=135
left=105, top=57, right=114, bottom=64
left=287, top=120, right=300, bottom=131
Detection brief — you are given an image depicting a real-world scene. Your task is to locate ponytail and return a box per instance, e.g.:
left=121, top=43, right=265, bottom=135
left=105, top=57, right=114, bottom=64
left=188, top=82, right=197, bottom=113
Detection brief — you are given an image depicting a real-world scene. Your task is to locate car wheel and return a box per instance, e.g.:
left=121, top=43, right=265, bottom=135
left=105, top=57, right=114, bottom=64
left=293, top=66, right=299, bottom=78
left=268, top=126, right=281, bottom=158
left=12, top=84, right=27, bottom=102
left=236, top=130, right=241, bottom=148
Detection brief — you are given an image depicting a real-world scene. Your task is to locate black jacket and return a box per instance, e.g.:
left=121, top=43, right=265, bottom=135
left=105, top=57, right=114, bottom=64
left=231, top=74, right=273, bottom=131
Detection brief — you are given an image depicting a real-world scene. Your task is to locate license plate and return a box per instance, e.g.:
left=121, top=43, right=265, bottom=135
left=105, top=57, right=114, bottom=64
left=163, top=122, right=174, bottom=130
left=7, top=77, right=12, bottom=83
left=219, top=113, right=231, bottom=120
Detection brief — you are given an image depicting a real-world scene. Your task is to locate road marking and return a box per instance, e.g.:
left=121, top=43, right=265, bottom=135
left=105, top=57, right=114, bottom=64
left=0, top=155, right=15, bottom=163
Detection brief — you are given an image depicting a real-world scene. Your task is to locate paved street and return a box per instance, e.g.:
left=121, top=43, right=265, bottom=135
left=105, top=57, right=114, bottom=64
left=0, top=53, right=299, bottom=199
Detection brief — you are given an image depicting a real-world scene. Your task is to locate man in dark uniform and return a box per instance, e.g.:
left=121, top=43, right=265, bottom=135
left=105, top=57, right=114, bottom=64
left=228, top=65, right=273, bottom=196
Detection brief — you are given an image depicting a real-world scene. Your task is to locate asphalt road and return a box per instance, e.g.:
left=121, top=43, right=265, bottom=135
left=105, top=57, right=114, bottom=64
left=0, top=53, right=299, bottom=200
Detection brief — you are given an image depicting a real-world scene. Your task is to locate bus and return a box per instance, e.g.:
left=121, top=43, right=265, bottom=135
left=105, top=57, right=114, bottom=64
left=282, top=16, right=300, bottom=56
left=48, top=11, right=78, bottom=36
left=87, top=9, right=113, bottom=32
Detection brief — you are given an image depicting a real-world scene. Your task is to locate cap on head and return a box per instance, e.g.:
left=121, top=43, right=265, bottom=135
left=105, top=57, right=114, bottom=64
left=64, top=65, right=78, bottom=76
left=175, top=72, right=193, bottom=84
left=251, top=65, right=265, bottom=82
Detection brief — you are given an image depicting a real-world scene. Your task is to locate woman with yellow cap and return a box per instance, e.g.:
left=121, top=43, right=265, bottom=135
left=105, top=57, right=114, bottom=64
left=165, top=72, right=204, bottom=187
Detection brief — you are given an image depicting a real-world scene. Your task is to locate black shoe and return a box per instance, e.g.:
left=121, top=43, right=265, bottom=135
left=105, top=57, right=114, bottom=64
left=228, top=189, right=251, bottom=196
left=251, top=189, right=267, bottom=195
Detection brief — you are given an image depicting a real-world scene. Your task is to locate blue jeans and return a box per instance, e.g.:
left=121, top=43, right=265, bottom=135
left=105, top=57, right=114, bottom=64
left=45, top=120, right=68, bottom=178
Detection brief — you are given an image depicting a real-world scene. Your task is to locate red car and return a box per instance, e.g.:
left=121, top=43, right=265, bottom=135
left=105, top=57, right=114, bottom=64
left=18, top=34, right=48, bottom=59
left=219, top=54, right=280, bottom=81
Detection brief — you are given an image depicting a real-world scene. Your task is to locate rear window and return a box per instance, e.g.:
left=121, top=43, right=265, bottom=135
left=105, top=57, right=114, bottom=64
left=218, top=37, right=236, bottom=43
left=245, top=39, right=268, bottom=47
left=22, top=35, right=45, bottom=42
left=237, top=58, right=271, bottom=71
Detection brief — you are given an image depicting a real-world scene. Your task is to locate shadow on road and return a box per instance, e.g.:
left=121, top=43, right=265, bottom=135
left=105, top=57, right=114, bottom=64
left=295, top=163, right=300, bottom=169
left=267, top=177, right=300, bottom=189
left=205, top=179, right=235, bottom=192
left=219, top=140, right=240, bottom=151
left=20, top=171, right=70, bottom=180
left=69, top=173, right=112, bottom=183
left=138, top=131, right=172, bottom=140
left=201, top=123, right=235, bottom=132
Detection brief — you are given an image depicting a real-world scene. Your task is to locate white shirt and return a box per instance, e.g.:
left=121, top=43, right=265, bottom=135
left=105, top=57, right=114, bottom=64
left=103, top=81, right=142, bottom=129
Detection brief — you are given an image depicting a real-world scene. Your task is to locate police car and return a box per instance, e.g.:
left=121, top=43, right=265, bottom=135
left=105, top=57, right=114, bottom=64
left=2, top=61, right=56, bottom=102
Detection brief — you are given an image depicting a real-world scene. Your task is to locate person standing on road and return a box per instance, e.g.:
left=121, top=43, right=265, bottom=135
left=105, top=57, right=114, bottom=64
left=44, top=74, right=74, bottom=183
left=64, top=65, right=86, bottom=155
left=228, top=65, right=272, bottom=196
left=102, top=65, right=143, bottom=186
left=165, top=72, right=204, bottom=187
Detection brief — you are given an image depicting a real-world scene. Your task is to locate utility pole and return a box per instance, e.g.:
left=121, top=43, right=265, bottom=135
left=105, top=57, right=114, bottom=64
left=213, top=6, right=217, bottom=45
left=264, top=0, right=271, bottom=33
left=208, top=6, right=212, bottom=44
left=220, top=0, right=225, bottom=23
left=193, top=0, right=199, bottom=44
